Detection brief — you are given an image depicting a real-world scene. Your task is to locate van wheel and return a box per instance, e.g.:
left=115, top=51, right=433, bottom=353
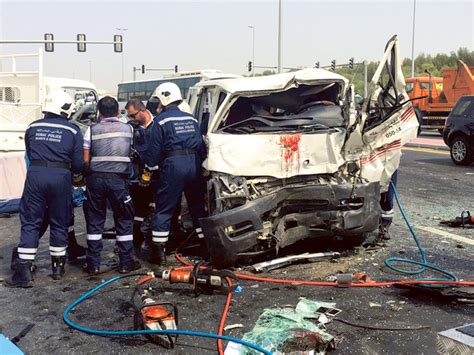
left=450, top=136, right=473, bottom=165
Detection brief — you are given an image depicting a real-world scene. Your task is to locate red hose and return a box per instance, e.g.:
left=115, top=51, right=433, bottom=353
left=173, top=238, right=474, bottom=355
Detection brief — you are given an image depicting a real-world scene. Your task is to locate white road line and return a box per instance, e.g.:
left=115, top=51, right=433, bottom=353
left=416, top=225, right=474, bottom=246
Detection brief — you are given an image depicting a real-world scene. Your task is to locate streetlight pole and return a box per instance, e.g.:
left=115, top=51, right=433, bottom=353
left=248, top=26, right=255, bottom=76
left=277, top=0, right=282, bottom=73
left=411, top=0, right=416, bottom=78
left=116, top=27, right=128, bottom=81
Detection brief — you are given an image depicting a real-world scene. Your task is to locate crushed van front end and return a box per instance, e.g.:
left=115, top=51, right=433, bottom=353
left=200, top=174, right=380, bottom=267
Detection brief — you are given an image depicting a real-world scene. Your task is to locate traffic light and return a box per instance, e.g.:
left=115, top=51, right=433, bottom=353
left=331, top=59, right=336, bottom=71
left=349, top=57, right=354, bottom=70
left=315, top=62, right=320, bottom=69
left=77, top=34, right=86, bottom=52
left=248, top=61, right=252, bottom=72
left=141, top=65, right=145, bottom=74
left=44, top=33, right=54, bottom=52
left=174, top=65, right=178, bottom=73
left=114, top=35, right=123, bottom=53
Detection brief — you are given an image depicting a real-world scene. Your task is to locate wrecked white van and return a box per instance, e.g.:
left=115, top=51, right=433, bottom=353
left=189, top=36, right=419, bottom=267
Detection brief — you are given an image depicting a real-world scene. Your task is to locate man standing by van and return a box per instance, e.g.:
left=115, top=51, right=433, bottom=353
left=82, top=96, right=140, bottom=274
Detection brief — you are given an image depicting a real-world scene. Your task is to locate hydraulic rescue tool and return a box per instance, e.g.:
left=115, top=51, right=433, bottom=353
left=162, top=262, right=238, bottom=295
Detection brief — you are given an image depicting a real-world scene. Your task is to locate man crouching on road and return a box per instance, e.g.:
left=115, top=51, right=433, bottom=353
left=82, top=96, right=140, bottom=275
left=145, top=83, right=207, bottom=265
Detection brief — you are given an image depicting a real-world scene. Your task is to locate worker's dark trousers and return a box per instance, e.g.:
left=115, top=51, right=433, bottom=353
left=17, top=167, right=71, bottom=262
left=380, top=170, right=398, bottom=224
left=152, top=155, right=205, bottom=243
left=39, top=204, right=75, bottom=241
left=84, top=173, right=134, bottom=267
left=129, top=183, right=155, bottom=247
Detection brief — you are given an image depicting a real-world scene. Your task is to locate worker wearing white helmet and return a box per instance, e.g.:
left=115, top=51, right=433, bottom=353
left=144, top=82, right=206, bottom=265
left=6, top=90, right=84, bottom=288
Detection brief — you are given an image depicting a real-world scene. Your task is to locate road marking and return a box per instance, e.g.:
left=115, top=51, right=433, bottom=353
left=416, top=225, right=474, bottom=246
left=402, top=147, right=450, bottom=155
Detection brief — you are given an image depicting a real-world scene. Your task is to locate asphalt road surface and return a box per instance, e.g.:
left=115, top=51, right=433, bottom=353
left=0, top=148, right=472, bottom=354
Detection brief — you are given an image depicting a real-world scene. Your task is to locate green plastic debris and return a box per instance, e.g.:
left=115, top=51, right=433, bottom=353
left=241, top=298, right=336, bottom=354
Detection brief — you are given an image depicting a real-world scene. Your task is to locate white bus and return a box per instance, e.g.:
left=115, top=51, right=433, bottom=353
left=117, top=70, right=240, bottom=105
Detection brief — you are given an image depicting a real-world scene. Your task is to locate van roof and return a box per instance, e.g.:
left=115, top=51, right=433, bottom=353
left=194, top=68, right=349, bottom=94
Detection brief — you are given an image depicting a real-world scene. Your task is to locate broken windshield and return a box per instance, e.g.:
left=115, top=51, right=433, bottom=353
left=217, top=82, right=347, bottom=134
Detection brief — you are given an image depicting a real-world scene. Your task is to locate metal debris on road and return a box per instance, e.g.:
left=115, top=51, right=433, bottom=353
left=251, top=252, right=340, bottom=273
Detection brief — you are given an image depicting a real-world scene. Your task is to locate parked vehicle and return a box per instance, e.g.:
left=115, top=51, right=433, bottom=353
left=189, top=35, right=419, bottom=267
left=443, top=95, right=474, bottom=165
left=0, top=49, right=98, bottom=201
left=407, top=60, right=474, bottom=134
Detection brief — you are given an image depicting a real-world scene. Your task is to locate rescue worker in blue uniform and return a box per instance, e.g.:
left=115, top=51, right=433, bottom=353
left=5, top=90, right=84, bottom=288
left=145, top=82, right=206, bottom=265
left=82, top=96, right=140, bottom=275
left=125, top=98, right=155, bottom=256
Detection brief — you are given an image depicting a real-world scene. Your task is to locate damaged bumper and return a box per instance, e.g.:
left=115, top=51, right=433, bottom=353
left=200, top=182, right=380, bottom=267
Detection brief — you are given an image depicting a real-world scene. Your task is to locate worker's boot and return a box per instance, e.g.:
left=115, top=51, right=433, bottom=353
left=149, top=242, right=166, bottom=266
left=51, top=256, right=66, bottom=280
left=10, top=247, right=37, bottom=273
left=68, top=232, right=86, bottom=263
left=5, top=261, right=33, bottom=288
left=379, top=218, right=392, bottom=241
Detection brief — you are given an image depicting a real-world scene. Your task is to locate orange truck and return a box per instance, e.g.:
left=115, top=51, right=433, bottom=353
left=406, top=60, right=474, bottom=133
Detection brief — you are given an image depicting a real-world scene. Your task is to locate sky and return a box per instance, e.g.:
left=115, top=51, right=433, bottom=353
left=0, top=0, right=473, bottom=93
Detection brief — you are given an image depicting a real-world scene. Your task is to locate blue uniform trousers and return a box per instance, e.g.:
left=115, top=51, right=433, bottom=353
left=84, top=173, right=134, bottom=267
left=17, top=167, right=72, bottom=261
left=152, top=154, right=205, bottom=243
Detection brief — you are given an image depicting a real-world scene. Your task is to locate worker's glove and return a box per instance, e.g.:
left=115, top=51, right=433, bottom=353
left=73, top=174, right=85, bottom=187
left=139, top=170, right=152, bottom=187
left=129, top=148, right=141, bottom=163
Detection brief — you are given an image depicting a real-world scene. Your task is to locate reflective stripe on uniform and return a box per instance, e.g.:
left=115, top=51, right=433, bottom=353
left=19, top=254, right=36, bottom=260
left=92, top=132, right=133, bottom=140
left=90, top=156, right=131, bottom=162
left=49, top=246, right=67, bottom=252
left=158, top=116, right=198, bottom=125
left=196, top=227, right=205, bottom=239
left=381, top=209, right=394, bottom=218
left=152, top=231, right=169, bottom=243
left=50, top=250, right=67, bottom=256
left=87, top=234, right=102, bottom=241
left=29, top=122, right=78, bottom=135
left=134, top=216, right=145, bottom=222
left=145, top=164, right=159, bottom=171
left=117, top=234, right=133, bottom=242
left=17, top=247, right=37, bottom=254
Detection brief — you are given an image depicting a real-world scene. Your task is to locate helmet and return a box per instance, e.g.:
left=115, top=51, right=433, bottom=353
left=43, top=90, right=75, bottom=118
left=153, top=82, right=182, bottom=107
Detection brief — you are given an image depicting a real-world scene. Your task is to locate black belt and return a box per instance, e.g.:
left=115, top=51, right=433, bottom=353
left=30, top=160, right=71, bottom=170
left=163, top=149, right=196, bottom=159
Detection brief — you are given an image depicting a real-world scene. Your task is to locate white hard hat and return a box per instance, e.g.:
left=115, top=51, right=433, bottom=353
left=43, top=90, right=75, bottom=118
left=153, top=82, right=182, bottom=107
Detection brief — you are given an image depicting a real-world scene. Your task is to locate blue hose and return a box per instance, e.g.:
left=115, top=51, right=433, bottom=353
left=63, top=275, right=272, bottom=355
left=384, top=182, right=458, bottom=286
